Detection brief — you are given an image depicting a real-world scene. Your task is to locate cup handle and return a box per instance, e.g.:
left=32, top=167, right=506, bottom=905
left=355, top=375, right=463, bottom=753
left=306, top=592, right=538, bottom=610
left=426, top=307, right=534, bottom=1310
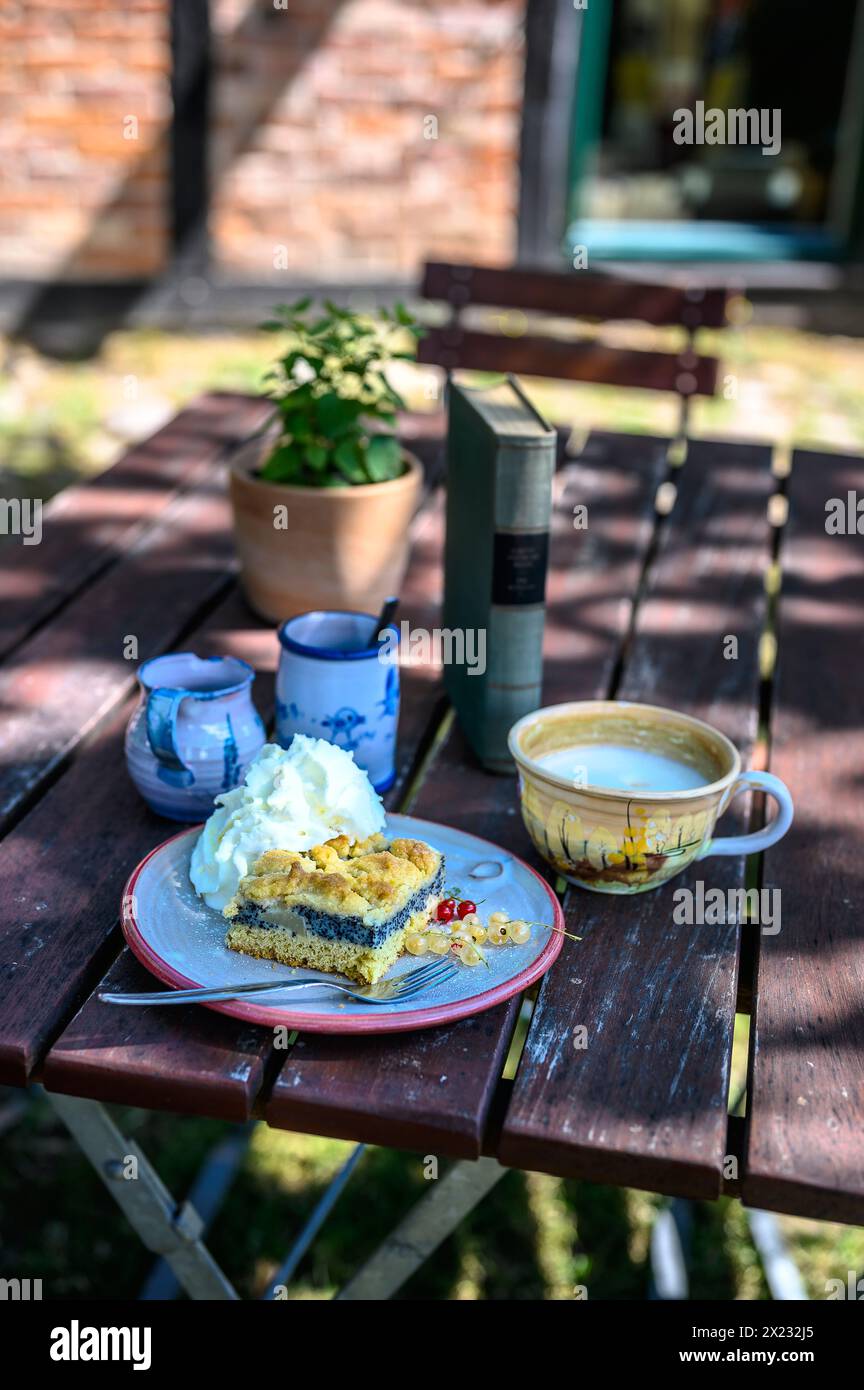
left=697, top=771, right=793, bottom=859
left=145, top=688, right=194, bottom=787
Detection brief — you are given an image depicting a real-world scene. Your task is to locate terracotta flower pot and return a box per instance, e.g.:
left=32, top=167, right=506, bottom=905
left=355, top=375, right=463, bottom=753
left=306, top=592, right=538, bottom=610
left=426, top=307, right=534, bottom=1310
left=228, top=431, right=424, bottom=622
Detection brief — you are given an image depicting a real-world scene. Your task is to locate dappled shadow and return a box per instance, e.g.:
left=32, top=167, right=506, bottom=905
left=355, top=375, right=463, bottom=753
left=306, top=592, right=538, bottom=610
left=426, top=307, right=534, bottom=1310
left=0, top=412, right=862, bottom=1233
left=10, top=1, right=347, bottom=357
left=486, top=437, right=864, bottom=1208
left=0, top=393, right=268, bottom=662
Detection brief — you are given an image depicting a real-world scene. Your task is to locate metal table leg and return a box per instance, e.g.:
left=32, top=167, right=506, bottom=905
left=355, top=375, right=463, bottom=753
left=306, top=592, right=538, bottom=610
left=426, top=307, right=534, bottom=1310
left=264, top=1143, right=366, bottom=1299
left=336, top=1156, right=507, bottom=1300
left=47, top=1091, right=239, bottom=1301
left=141, top=1122, right=255, bottom=1300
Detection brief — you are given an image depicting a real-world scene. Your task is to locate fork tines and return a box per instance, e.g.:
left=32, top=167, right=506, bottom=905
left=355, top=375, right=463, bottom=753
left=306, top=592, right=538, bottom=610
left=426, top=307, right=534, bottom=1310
left=390, top=958, right=457, bottom=998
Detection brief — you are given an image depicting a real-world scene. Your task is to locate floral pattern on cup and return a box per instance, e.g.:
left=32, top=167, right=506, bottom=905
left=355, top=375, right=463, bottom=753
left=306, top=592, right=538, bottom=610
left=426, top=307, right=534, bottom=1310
left=509, top=700, right=794, bottom=896
left=276, top=610, right=400, bottom=793
left=519, top=781, right=715, bottom=891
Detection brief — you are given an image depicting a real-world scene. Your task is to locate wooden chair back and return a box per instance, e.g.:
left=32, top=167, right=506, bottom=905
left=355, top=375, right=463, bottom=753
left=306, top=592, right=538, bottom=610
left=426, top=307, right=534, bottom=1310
left=417, top=261, right=729, bottom=437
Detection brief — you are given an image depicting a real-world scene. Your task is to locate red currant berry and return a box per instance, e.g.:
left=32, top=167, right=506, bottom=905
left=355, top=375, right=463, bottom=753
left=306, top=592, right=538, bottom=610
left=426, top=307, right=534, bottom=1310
left=436, top=901, right=455, bottom=922
left=457, top=900, right=477, bottom=919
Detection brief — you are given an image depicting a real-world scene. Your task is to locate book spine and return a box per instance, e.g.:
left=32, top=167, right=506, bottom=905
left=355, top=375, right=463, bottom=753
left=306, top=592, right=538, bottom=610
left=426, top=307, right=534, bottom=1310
left=444, top=432, right=554, bottom=772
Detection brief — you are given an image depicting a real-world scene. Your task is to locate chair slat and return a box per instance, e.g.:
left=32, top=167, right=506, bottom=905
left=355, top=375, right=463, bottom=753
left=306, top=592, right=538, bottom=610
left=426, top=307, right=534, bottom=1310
left=418, top=327, right=718, bottom=396
left=421, top=261, right=729, bottom=328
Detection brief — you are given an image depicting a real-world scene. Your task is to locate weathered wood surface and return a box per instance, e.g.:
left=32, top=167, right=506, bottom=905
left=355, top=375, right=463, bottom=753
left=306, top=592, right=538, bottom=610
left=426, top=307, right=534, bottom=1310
left=263, top=434, right=668, bottom=1155
left=499, top=439, right=775, bottom=1198
left=742, top=449, right=864, bottom=1224
left=0, top=484, right=244, bottom=831
left=39, top=492, right=447, bottom=1114
left=41, top=947, right=273, bottom=1124
left=0, top=394, right=269, bottom=1105
left=0, top=393, right=268, bottom=662
left=0, top=394, right=273, bottom=822
left=418, top=328, right=717, bottom=397
left=2, top=590, right=278, bottom=1110
left=11, top=393, right=863, bottom=1222
left=421, top=262, right=728, bottom=329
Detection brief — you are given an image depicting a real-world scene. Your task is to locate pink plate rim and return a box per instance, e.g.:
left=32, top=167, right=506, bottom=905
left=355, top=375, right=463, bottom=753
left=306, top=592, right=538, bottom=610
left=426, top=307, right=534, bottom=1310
left=120, top=822, right=565, bottom=1034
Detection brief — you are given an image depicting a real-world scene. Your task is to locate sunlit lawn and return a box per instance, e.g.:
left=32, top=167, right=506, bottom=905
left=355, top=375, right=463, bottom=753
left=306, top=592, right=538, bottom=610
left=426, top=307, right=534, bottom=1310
left=4, top=318, right=864, bottom=507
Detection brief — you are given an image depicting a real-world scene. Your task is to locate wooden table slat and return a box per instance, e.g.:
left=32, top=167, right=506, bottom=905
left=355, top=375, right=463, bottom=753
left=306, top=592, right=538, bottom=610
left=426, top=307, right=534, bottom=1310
left=40, top=949, right=273, bottom=1124
left=742, top=449, right=864, bottom=1224
left=0, top=392, right=268, bottom=662
left=0, top=462, right=248, bottom=834
left=499, top=438, right=775, bottom=1198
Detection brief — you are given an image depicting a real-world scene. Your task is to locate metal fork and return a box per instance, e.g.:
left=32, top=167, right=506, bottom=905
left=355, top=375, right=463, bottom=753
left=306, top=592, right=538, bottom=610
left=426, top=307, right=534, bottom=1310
left=99, top=957, right=458, bottom=1007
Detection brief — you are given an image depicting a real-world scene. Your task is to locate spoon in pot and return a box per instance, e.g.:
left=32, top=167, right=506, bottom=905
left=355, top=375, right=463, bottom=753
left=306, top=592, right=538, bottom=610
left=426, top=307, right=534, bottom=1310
left=372, top=595, right=399, bottom=644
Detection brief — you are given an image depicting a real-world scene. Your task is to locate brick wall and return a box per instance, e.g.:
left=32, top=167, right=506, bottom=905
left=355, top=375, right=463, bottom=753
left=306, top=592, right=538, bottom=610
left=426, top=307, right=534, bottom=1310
left=0, top=0, right=524, bottom=285
left=0, top=0, right=171, bottom=279
left=209, top=0, right=524, bottom=280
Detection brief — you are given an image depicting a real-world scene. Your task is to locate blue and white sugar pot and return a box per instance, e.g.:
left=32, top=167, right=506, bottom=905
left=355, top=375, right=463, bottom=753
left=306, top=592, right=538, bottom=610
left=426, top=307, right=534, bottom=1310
left=276, top=610, right=400, bottom=793
left=125, top=652, right=266, bottom=821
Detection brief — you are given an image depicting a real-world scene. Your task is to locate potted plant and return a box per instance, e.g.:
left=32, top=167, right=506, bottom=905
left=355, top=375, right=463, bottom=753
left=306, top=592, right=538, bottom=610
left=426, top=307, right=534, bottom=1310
left=229, top=298, right=426, bottom=622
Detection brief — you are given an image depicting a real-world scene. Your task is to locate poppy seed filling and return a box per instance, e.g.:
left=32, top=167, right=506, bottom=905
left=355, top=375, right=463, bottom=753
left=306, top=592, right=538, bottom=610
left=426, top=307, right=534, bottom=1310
left=229, top=862, right=445, bottom=948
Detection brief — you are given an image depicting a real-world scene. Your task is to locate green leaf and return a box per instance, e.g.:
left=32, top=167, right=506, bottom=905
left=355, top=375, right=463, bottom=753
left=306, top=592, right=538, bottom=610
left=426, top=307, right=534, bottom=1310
left=373, top=372, right=407, bottom=410
left=366, top=434, right=403, bottom=482
left=333, top=438, right=368, bottom=484
left=304, top=443, right=327, bottom=471
left=316, top=392, right=363, bottom=438
left=260, top=444, right=304, bottom=483
left=261, top=299, right=421, bottom=457
left=288, top=415, right=313, bottom=442
left=276, top=384, right=314, bottom=415
left=370, top=408, right=397, bottom=425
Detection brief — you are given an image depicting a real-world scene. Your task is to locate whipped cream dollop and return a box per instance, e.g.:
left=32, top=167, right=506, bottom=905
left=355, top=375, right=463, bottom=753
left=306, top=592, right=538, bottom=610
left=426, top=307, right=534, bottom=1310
left=189, top=737, right=386, bottom=911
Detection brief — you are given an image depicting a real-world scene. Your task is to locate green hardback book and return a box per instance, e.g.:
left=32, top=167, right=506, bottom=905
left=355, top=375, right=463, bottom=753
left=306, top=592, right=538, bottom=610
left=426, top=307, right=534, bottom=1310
left=442, top=375, right=556, bottom=772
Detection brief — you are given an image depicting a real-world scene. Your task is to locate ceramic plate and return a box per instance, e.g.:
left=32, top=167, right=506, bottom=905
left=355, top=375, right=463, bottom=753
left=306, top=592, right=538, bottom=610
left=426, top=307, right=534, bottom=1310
left=120, top=814, right=564, bottom=1033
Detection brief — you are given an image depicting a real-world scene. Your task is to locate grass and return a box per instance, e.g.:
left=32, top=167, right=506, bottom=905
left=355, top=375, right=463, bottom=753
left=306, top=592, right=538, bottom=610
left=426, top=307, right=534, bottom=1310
left=2, top=1087, right=862, bottom=1300
left=5, top=317, right=864, bottom=507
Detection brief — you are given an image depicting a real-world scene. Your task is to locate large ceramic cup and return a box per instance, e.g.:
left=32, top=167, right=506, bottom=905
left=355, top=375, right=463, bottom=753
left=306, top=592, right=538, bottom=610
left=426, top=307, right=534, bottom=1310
left=125, top=653, right=266, bottom=821
left=508, top=700, right=794, bottom=895
left=276, top=610, right=400, bottom=793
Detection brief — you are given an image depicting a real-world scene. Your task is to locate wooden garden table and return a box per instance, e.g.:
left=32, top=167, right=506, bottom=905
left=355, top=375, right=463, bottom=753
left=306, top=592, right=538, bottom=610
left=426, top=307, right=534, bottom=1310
left=0, top=392, right=861, bottom=1299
